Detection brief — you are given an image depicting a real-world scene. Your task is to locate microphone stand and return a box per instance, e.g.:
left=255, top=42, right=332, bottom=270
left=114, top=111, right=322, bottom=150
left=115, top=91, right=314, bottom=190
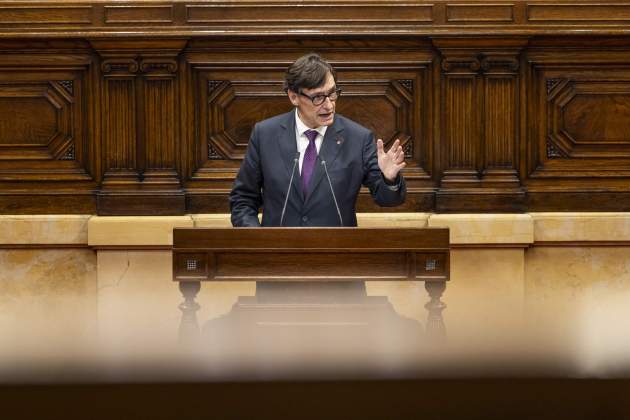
left=321, top=160, right=343, bottom=227
left=280, top=152, right=300, bottom=226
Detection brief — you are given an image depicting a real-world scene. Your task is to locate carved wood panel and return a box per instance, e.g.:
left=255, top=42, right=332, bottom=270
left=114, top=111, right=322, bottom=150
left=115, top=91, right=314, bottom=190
left=527, top=49, right=630, bottom=180
left=1, top=27, right=630, bottom=213
left=524, top=43, right=630, bottom=210
left=435, top=39, right=525, bottom=212
left=0, top=47, right=96, bottom=213
left=92, top=40, right=186, bottom=215
left=5, top=1, right=630, bottom=36
left=185, top=40, right=434, bottom=212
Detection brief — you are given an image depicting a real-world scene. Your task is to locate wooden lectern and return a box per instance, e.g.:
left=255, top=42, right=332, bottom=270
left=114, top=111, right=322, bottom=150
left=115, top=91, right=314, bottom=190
left=172, top=227, right=450, bottom=342
left=172, top=227, right=449, bottom=283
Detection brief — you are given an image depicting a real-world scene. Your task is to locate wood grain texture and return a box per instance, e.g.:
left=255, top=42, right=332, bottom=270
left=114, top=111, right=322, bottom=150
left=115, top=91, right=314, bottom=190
left=172, top=227, right=450, bottom=281
left=1, top=6, right=630, bottom=213
left=0, top=42, right=96, bottom=213
left=446, top=4, right=514, bottom=23
left=3, top=1, right=630, bottom=36
left=105, top=5, right=173, bottom=24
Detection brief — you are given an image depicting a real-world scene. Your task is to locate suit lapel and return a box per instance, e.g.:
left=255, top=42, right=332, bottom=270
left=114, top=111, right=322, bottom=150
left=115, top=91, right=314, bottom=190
left=277, top=111, right=304, bottom=201
left=303, top=116, right=345, bottom=208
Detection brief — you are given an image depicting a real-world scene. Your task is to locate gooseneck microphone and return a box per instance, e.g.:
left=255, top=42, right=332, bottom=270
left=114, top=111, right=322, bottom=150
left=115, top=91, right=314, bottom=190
left=280, top=152, right=300, bottom=226
left=321, top=160, right=343, bottom=227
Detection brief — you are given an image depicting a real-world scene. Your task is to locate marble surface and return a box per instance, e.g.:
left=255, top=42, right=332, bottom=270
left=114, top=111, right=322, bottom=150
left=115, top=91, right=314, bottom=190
left=0, top=249, right=97, bottom=354
left=88, top=216, right=194, bottom=246
left=3, top=213, right=629, bottom=247
left=531, top=212, right=630, bottom=242
left=428, top=214, right=534, bottom=245
left=0, top=215, right=90, bottom=245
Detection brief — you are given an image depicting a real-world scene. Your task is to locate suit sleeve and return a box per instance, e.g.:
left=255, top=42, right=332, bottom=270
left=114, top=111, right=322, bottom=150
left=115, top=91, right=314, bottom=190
left=229, top=124, right=263, bottom=227
left=361, top=131, right=406, bottom=207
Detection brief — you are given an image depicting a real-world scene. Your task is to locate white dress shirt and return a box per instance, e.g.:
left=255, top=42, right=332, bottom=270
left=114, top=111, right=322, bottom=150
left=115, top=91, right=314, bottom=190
left=294, top=108, right=328, bottom=174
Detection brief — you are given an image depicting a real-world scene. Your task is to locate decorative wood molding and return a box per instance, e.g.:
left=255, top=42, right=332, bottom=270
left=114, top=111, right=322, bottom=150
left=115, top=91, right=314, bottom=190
left=60, top=144, right=75, bottom=160
left=435, top=38, right=525, bottom=211
left=441, top=55, right=483, bottom=73
left=3, top=1, right=630, bottom=36
left=207, top=143, right=225, bottom=160
left=185, top=2, right=433, bottom=25
left=397, top=79, right=414, bottom=94
left=546, top=139, right=565, bottom=159
left=92, top=39, right=187, bottom=215
left=58, top=80, right=74, bottom=96
left=139, top=58, right=178, bottom=76
left=101, top=58, right=139, bottom=76
left=1, top=20, right=630, bottom=213
left=526, top=44, right=630, bottom=190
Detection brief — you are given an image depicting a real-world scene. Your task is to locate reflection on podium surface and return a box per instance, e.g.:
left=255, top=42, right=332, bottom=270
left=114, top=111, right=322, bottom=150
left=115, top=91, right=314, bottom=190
left=177, top=279, right=448, bottom=368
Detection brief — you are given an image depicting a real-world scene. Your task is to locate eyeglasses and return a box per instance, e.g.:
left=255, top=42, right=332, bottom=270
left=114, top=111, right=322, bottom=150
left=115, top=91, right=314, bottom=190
left=299, top=88, right=342, bottom=106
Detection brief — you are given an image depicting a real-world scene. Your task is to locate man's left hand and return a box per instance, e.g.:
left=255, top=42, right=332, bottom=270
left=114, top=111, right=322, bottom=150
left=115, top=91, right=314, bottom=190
left=377, top=138, right=406, bottom=183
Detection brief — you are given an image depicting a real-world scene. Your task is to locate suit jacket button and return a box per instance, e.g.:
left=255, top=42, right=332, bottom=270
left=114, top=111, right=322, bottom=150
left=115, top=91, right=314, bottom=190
left=302, top=216, right=308, bottom=222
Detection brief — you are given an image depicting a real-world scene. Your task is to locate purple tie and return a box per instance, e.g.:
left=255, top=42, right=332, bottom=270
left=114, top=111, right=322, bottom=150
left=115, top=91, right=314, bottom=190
left=301, top=129, right=318, bottom=198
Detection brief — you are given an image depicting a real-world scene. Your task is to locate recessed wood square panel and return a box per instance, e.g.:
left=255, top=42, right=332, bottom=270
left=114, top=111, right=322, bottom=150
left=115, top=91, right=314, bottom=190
left=0, top=6, right=92, bottom=24
left=446, top=4, right=514, bottom=23
left=557, top=83, right=630, bottom=145
left=0, top=95, right=56, bottom=146
left=105, top=5, right=173, bottom=24
left=527, top=61, right=630, bottom=181
left=547, top=79, right=630, bottom=158
left=0, top=81, right=74, bottom=160
left=335, top=79, right=415, bottom=154
left=212, top=251, right=409, bottom=280
left=197, top=70, right=424, bottom=173
left=186, top=3, right=433, bottom=25
left=206, top=79, right=292, bottom=161
left=528, top=4, right=630, bottom=22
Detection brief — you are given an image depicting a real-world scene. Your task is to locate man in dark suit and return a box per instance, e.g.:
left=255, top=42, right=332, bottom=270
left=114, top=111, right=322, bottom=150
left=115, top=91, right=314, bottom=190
left=230, top=53, right=407, bottom=227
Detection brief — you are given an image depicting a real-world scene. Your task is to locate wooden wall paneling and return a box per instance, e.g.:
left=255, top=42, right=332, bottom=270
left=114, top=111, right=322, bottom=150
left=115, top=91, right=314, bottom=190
left=5, top=1, right=630, bottom=37
left=92, top=39, right=187, bottom=215
left=0, top=40, right=97, bottom=213
left=139, top=56, right=184, bottom=209
left=433, top=38, right=526, bottom=212
left=480, top=52, right=523, bottom=195
left=524, top=38, right=630, bottom=211
left=183, top=39, right=436, bottom=214
left=185, top=55, right=300, bottom=213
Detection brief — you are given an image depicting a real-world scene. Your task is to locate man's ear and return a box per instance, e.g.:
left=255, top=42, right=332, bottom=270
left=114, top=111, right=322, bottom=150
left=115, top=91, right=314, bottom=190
left=287, top=90, right=299, bottom=106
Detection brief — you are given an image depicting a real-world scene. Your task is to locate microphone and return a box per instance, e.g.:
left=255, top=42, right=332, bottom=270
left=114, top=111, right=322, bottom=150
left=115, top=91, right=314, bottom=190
left=280, top=152, right=300, bottom=226
left=320, top=159, right=343, bottom=227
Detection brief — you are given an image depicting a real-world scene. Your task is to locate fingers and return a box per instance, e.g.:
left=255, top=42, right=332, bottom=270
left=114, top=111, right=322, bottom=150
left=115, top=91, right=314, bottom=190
left=381, top=138, right=407, bottom=165
left=387, top=139, right=400, bottom=155
left=388, top=139, right=405, bottom=163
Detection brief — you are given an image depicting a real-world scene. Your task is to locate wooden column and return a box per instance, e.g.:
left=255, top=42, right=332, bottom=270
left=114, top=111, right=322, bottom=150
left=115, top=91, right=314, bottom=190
left=92, top=39, right=187, bottom=215
left=434, top=38, right=527, bottom=212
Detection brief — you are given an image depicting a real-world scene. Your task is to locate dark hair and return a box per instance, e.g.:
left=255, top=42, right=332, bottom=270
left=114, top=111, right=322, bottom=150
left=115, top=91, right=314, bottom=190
left=284, top=53, right=336, bottom=93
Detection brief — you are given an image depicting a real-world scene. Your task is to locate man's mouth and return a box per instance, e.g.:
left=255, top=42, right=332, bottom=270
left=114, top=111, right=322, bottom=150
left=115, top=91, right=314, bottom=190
left=318, top=112, right=333, bottom=120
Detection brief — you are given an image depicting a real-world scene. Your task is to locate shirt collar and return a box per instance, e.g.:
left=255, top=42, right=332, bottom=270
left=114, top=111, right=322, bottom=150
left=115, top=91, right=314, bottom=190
left=295, top=108, right=327, bottom=138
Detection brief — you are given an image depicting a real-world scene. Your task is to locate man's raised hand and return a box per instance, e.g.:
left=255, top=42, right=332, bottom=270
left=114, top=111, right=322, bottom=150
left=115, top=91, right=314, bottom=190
left=377, top=138, right=406, bottom=182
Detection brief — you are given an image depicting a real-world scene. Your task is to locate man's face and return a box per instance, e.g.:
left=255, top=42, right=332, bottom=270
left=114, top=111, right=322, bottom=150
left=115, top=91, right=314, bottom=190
left=288, top=72, right=337, bottom=129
